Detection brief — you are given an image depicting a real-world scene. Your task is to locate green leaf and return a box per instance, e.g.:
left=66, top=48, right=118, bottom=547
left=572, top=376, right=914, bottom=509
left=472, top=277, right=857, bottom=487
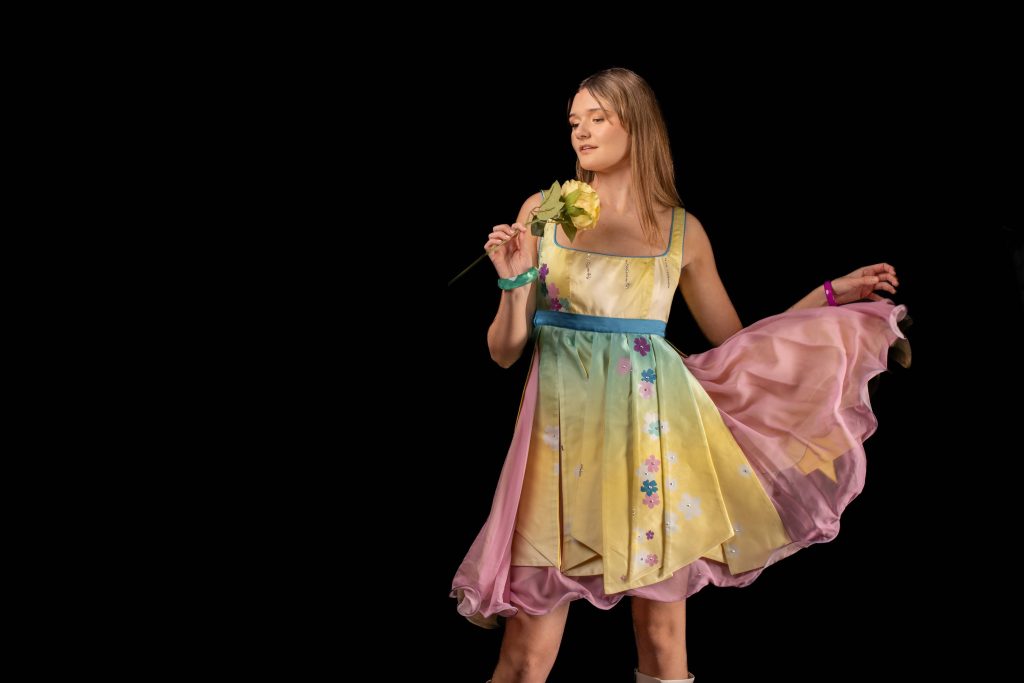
left=562, top=222, right=578, bottom=242
left=535, top=205, right=562, bottom=221
left=563, top=188, right=580, bottom=208
left=538, top=181, right=562, bottom=213
left=530, top=219, right=546, bottom=237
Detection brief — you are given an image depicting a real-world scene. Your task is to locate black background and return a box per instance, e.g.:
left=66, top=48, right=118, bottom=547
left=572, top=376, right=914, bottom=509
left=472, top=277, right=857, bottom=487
left=413, top=49, right=1022, bottom=681
left=164, top=24, right=1023, bottom=681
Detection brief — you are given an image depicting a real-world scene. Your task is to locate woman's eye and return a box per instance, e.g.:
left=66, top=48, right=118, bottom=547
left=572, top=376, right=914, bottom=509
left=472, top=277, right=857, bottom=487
left=570, top=123, right=578, bottom=129
left=593, top=118, right=604, bottom=123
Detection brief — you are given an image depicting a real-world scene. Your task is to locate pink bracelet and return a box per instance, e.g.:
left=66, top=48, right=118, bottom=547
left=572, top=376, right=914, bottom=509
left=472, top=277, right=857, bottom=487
left=823, top=280, right=837, bottom=306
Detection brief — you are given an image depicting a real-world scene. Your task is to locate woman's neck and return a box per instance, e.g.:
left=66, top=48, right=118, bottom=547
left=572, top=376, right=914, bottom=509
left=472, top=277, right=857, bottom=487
left=591, top=168, right=634, bottom=215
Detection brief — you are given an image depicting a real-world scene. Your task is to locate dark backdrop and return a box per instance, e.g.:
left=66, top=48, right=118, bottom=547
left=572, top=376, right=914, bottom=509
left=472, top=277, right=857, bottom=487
left=423, top=54, right=1021, bottom=681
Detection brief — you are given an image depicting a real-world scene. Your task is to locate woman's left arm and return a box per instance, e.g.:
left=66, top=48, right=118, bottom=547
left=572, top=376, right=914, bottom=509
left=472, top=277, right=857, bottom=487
left=786, top=263, right=900, bottom=312
left=678, top=214, right=744, bottom=347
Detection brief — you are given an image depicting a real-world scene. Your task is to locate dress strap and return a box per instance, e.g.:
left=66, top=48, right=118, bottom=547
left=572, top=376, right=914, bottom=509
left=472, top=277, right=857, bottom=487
left=654, top=207, right=687, bottom=292
left=670, top=207, right=687, bottom=264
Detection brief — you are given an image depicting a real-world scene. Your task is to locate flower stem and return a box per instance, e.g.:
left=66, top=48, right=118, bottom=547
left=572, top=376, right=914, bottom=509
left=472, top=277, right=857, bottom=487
left=447, top=226, right=524, bottom=287
left=447, top=251, right=491, bottom=287
left=446, top=217, right=569, bottom=287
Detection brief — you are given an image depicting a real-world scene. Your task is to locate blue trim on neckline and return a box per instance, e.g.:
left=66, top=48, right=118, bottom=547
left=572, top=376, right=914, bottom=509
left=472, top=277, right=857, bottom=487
left=552, top=206, right=676, bottom=259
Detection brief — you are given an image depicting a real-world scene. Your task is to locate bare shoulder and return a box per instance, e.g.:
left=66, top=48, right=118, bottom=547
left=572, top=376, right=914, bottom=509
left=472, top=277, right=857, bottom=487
left=683, top=210, right=706, bottom=236
left=681, top=210, right=710, bottom=269
left=517, top=192, right=545, bottom=224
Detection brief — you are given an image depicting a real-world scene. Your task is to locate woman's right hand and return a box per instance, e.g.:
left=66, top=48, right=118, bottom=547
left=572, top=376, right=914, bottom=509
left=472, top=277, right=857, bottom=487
left=485, top=223, right=533, bottom=280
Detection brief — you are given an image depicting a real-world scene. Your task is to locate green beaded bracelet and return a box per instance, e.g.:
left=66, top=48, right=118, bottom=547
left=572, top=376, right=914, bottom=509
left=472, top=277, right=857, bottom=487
left=497, top=267, right=539, bottom=290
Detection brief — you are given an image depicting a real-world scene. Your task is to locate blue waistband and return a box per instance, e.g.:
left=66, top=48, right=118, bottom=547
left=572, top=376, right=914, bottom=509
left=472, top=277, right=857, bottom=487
left=533, top=310, right=666, bottom=336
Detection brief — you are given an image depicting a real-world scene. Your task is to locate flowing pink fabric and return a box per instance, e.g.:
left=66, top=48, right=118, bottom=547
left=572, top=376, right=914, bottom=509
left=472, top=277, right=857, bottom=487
left=451, top=355, right=542, bottom=628
left=452, top=301, right=909, bottom=625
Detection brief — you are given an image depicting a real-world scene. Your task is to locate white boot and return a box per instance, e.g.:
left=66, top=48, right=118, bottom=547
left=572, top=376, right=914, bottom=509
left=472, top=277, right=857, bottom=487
left=635, top=669, right=694, bottom=683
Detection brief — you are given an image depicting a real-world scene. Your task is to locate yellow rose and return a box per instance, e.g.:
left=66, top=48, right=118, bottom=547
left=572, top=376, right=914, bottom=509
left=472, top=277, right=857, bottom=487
left=571, top=213, right=595, bottom=230
left=561, top=180, right=600, bottom=231
left=448, top=178, right=602, bottom=286
left=571, top=193, right=600, bottom=230
left=561, top=179, right=582, bottom=197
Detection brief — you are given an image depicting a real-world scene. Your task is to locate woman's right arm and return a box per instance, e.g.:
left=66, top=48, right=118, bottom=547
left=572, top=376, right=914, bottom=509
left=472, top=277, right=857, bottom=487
left=486, top=192, right=543, bottom=368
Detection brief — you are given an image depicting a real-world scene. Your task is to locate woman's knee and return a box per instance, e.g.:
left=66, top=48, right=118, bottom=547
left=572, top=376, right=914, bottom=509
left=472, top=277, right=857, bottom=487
left=635, top=617, right=684, bottom=652
left=497, top=646, right=559, bottom=679
left=632, top=599, right=686, bottom=652
left=496, top=607, right=568, bottom=676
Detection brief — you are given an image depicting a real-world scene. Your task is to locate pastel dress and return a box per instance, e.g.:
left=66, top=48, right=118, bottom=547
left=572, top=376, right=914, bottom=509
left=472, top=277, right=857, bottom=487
left=452, top=207, right=911, bottom=628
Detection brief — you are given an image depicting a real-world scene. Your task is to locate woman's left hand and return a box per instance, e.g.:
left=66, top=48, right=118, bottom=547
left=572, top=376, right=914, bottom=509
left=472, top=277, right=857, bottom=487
left=830, top=263, right=899, bottom=304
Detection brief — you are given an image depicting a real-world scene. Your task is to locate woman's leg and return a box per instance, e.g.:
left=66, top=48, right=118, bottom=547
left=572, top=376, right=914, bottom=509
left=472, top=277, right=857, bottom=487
left=490, top=601, right=570, bottom=683
left=631, top=597, right=690, bottom=680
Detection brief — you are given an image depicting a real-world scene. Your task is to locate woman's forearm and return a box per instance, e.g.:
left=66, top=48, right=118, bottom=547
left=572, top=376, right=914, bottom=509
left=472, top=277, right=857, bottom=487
left=487, top=287, right=533, bottom=368
left=786, top=285, right=828, bottom=312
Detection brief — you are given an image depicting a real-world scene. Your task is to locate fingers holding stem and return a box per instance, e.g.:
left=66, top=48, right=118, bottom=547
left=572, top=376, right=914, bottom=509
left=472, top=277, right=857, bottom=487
left=486, top=225, right=522, bottom=255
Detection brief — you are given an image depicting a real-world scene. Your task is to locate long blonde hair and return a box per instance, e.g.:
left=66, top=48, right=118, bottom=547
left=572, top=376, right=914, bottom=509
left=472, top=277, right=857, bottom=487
left=573, top=68, right=682, bottom=247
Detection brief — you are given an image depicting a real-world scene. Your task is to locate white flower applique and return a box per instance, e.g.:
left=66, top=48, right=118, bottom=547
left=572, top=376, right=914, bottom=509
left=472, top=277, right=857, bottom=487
left=542, top=426, right=560, bottom=450
left=645, top=413, right=668, bottom=439
left=679, top=493, right=702, bottom=520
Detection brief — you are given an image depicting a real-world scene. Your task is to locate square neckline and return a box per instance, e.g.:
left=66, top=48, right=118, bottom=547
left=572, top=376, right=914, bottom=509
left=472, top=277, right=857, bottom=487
left=551, top=207, right=676, bottom=259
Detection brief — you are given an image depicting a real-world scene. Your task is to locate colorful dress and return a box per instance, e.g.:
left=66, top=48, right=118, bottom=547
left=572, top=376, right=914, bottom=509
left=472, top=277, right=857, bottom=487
left=452, top=207, right=910, bottom=628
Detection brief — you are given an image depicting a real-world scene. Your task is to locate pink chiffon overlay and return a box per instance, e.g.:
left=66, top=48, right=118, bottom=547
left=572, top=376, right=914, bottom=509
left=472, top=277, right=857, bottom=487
left=452, top=300, right=910, bottom=627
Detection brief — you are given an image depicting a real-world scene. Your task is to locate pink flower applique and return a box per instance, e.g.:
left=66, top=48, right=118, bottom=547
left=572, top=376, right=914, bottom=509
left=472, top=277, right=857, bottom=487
left=637, top=383, right=653, bottom=399
left=642, top=493, right=661, bottom=509
left=644, top=455, right=660, bottom=473
left=617, top=358, right=632, bottom=375
left=644, top=553, right=659, bottom=566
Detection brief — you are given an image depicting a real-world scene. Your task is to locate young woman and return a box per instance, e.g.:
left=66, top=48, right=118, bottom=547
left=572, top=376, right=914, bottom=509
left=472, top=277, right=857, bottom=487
left=452, top=67, right=909, bottom=683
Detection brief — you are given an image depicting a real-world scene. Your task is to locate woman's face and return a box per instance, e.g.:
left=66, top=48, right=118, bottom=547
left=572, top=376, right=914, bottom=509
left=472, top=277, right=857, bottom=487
left=569, top=88, right=630, bottom=173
